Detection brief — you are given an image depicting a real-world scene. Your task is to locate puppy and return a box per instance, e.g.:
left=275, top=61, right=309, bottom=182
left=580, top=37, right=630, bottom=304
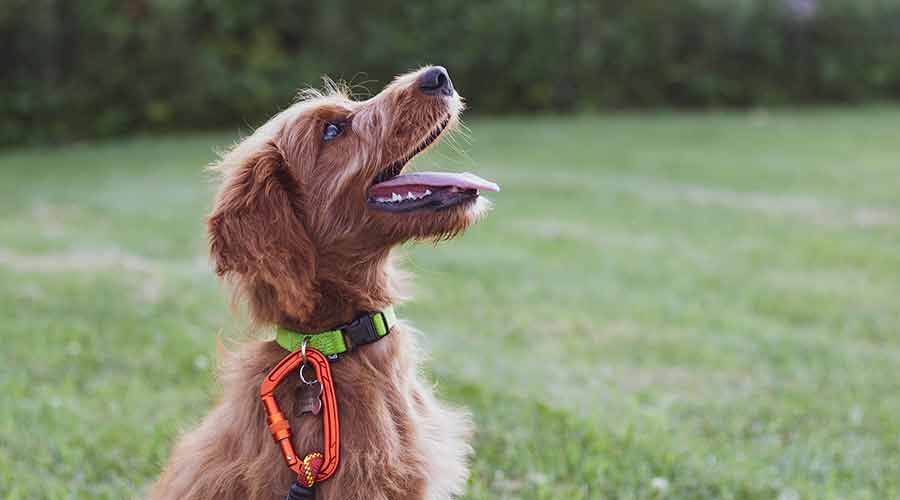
left=150, top=66, right=498, bottom=500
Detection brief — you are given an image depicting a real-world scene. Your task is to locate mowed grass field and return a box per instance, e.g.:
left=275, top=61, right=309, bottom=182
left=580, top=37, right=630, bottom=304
left=1, top=109, right=899, bottom=499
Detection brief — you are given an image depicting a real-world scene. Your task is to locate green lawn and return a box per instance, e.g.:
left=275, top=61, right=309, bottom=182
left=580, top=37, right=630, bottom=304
left=1, top=109, right=899, bottom=499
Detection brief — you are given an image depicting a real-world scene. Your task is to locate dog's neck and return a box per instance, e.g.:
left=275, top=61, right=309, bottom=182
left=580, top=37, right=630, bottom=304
left=277, top=248, right=401, bottom=332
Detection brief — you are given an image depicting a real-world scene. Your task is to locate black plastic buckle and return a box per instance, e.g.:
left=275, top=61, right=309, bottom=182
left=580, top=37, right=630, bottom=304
left=340, top=313, right=379, bottom=350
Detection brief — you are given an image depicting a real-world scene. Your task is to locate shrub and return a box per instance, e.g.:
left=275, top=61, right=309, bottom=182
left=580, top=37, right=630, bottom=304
left=2, top=0, right=899, bottom=145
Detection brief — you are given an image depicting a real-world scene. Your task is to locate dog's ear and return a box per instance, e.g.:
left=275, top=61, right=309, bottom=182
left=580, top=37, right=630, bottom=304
left=207, top=141, right=318, bottom=321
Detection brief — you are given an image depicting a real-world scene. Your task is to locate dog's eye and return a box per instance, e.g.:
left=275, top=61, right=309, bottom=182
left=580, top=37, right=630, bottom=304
left=323, top=122, right=343, bottom=142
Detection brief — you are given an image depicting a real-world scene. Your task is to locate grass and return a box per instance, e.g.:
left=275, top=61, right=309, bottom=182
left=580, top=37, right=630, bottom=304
left=1, top=108, right=899, bottom=499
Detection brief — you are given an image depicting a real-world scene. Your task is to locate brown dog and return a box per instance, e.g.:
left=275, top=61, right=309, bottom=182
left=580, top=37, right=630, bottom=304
left=150, top=66, right=498, bottom=500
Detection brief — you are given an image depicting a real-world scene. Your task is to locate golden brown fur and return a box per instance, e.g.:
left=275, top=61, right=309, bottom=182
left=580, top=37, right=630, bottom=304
left=150, top=67, right=490, bottom=500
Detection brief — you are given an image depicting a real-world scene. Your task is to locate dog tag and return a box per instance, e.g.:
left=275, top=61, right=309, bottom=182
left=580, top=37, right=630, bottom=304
left=294, top=382, right=323, bottom=417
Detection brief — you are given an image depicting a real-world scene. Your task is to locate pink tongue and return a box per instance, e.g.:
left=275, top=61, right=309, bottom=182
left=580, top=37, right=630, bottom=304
left=371, top=171, right=500, bottom=193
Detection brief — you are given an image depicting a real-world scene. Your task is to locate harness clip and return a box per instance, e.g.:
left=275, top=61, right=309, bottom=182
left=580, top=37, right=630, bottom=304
left=260, top=347, right=340, bottom=484
left=341, top=315, right=379, bottom=348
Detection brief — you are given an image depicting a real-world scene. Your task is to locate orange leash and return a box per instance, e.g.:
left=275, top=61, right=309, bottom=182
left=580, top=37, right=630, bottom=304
left=260, top=347, right=340, bottom=497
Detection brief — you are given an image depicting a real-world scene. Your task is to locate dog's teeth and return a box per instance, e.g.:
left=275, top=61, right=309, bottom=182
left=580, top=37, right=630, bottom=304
left=376, top=190, right=433, bottom=204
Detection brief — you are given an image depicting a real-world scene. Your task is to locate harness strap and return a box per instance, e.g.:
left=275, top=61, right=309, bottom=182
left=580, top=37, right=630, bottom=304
left=276, top=306, right=396, bottom=358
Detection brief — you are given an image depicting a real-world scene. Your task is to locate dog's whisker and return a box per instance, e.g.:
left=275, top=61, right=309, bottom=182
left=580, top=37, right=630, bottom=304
left=442, top=126, right=475, bottom=165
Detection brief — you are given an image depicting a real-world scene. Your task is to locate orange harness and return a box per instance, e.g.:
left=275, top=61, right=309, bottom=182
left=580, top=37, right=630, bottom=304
left=260, top=347, right=340, bottom=497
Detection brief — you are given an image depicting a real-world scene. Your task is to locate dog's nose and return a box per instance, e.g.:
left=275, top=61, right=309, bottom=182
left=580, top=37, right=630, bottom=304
left=419, top=66, right=454, bottom=96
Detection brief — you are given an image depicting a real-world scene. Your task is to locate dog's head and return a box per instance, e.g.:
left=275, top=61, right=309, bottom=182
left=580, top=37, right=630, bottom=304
left=208, top=66, right=497, bottom=324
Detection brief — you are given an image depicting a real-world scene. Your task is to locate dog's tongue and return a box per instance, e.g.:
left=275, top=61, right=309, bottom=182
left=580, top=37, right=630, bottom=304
left=371, top=172, right=500, bottom=195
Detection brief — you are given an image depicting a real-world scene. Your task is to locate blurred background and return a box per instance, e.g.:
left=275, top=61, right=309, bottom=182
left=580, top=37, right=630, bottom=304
left=1, top=1, right=899, bottom=499
left=5, top=0, right=900, bottom=144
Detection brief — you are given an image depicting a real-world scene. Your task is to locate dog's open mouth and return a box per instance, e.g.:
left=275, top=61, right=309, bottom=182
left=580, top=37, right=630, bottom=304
left=367, top=116, right=499, bottom=213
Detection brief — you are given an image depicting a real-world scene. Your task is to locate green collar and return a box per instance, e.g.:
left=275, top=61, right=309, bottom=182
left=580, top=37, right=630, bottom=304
left=275, top=306, right=397, bottom=358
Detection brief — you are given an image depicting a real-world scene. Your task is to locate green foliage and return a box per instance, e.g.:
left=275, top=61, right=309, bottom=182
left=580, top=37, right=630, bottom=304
left=3, top=0, right=900, bottom=145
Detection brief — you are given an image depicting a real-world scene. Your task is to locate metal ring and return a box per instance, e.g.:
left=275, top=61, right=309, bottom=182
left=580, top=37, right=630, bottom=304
left=300, top=336, right=310, bottom=366
left=299, top=336, right=317, bottom=385
left=299, top=363, right=317, bottom=385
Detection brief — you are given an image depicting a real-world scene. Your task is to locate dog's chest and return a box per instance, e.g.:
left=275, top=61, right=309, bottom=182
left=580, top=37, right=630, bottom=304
left=306, top=372, right=471, bottom=500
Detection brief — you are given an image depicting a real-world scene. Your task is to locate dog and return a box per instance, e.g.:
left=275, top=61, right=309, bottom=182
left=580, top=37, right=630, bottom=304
left=149, top=66, right=498, bottom=500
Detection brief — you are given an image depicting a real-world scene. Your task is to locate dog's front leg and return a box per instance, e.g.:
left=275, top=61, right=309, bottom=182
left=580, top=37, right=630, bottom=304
left=149, top=343, right=296, bottom=500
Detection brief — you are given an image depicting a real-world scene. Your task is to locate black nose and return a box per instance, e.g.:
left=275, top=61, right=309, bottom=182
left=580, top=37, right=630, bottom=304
left=419, top=66, right=453, bottom=96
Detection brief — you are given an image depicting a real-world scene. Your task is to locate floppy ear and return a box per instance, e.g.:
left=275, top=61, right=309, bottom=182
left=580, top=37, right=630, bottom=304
left=207, top=142, right=318, bottom=321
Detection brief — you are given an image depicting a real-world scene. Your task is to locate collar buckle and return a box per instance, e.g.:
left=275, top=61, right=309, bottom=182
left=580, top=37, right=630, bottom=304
left=340, top=314, right=380, bottom=349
